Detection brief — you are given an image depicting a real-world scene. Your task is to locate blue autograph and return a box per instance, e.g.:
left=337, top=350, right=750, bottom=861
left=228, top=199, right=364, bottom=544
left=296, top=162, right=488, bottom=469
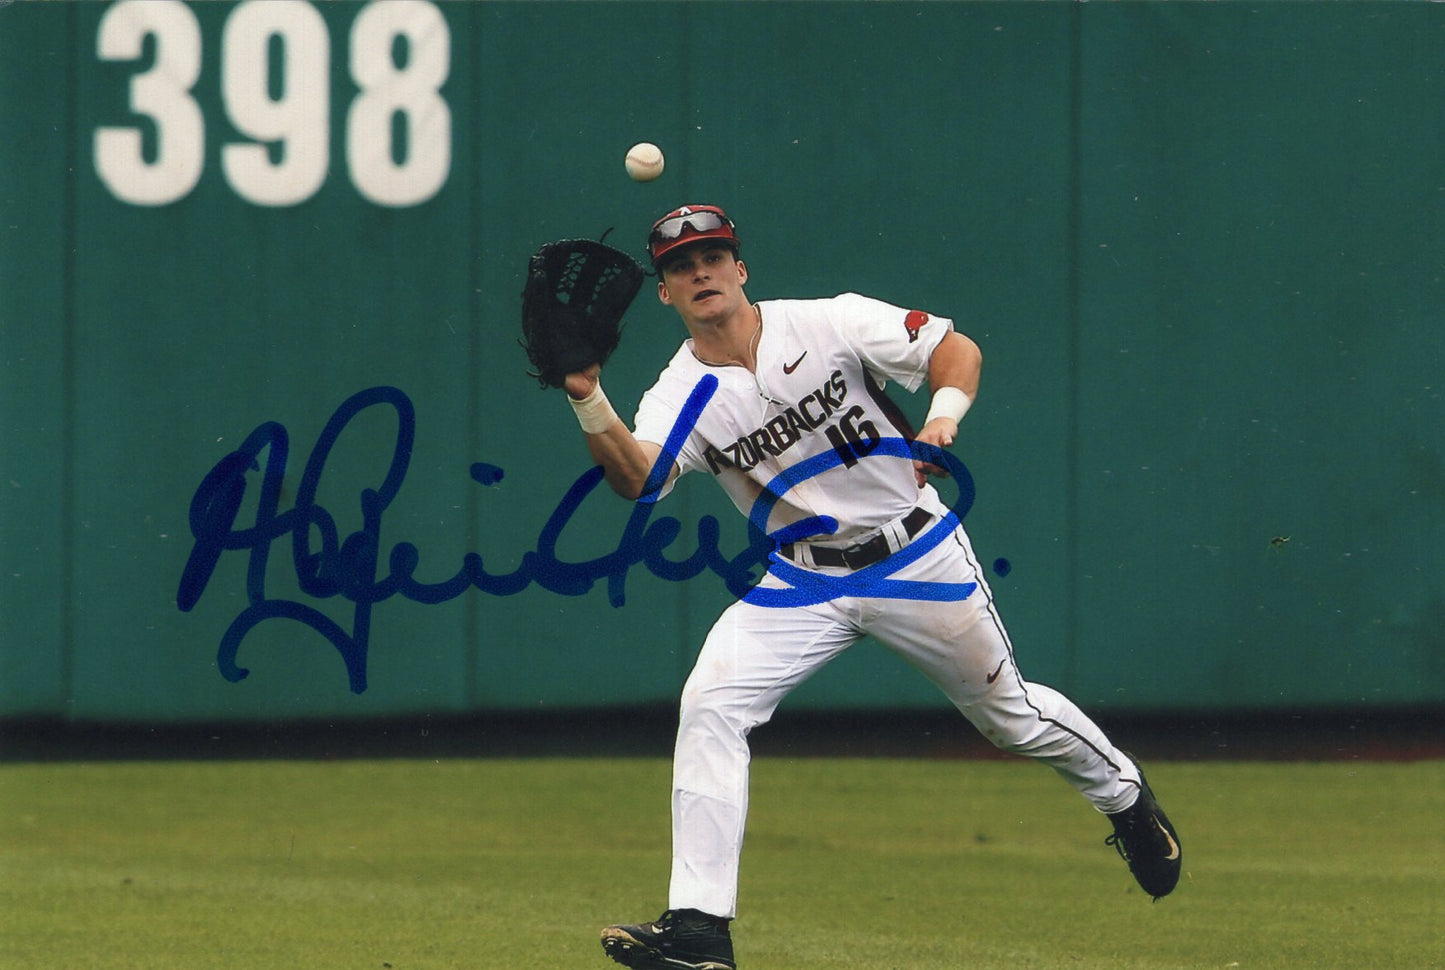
left=178, top=378, right=978, bottom=693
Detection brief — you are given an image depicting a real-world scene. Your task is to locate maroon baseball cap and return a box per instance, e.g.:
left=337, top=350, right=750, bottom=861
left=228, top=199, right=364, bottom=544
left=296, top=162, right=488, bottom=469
left=647, top=205, right=739, bottom=267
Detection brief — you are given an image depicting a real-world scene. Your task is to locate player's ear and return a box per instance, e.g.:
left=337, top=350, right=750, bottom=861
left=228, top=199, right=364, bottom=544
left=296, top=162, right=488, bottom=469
left=736, top=259, right=748, bottom=286
left=657, top=280, right=674, bottom=306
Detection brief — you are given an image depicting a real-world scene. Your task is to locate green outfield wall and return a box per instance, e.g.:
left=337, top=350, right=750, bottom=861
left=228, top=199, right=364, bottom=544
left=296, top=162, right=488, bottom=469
left=2, top=1, right=1441, bottom=722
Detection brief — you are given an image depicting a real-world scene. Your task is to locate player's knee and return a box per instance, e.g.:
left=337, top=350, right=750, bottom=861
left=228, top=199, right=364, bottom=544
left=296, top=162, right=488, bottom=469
left=679, top=683, right=732, bottom=734
left=678, top=680, right=764, bottom=748
left=961, top=702, right=1051, bottom=754
left=991, top=731, right=1043, bottom=755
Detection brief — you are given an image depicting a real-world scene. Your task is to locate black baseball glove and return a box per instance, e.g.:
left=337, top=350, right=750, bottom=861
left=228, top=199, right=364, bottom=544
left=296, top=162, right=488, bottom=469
left=519, top=238, right=646, bottom=388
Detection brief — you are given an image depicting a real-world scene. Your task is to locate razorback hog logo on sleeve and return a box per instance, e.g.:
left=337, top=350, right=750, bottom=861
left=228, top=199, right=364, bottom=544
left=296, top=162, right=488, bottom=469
left=903, top=310, right=929, bottom=343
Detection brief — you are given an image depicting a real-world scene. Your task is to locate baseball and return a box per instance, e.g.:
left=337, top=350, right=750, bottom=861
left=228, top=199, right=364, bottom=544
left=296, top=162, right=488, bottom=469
left=625, top=142, right=665, bottom=181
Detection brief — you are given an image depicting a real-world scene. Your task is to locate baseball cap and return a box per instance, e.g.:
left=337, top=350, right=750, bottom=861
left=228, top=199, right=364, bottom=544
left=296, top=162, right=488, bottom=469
left=647, top=205, right=739, bottom=267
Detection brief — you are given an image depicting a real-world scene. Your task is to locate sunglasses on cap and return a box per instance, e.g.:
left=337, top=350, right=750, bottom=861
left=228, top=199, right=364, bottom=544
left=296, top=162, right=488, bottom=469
left=650, top=209, right=732, bottom=242
left=647, top=206, right=738, bottom=263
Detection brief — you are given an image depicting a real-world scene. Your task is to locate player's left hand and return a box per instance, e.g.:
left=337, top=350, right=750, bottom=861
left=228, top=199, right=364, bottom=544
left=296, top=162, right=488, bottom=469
left=913, top=418, right=957, bottom=488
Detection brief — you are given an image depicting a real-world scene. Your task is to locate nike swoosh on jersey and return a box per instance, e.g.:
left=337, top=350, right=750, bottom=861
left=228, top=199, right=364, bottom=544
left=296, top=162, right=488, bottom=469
left=782, top=352, right=808, bottom=374
left=986, top=658, right=1007, bottom=684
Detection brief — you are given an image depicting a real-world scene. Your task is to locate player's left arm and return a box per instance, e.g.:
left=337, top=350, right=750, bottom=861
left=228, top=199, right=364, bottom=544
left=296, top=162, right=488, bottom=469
left=914, top=331, right=982, bottom=484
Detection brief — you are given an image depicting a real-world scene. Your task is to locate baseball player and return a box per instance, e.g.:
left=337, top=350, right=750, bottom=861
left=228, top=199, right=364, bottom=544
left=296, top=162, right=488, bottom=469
left=559, top=205, right=1181, bottom=970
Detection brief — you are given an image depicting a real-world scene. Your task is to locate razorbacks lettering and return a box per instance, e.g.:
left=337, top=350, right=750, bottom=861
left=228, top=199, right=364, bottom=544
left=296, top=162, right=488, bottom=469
left=703, top=370, right=848, bottom=473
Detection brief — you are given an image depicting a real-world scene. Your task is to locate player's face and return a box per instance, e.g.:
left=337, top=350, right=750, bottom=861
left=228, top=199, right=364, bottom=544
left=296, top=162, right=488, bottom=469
left=657, top=245, right=748, bottom=325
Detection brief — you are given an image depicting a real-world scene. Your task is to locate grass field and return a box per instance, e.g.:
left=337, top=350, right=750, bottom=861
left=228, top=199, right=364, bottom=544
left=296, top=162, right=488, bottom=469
left=2, top=756, right=1441, bottom=969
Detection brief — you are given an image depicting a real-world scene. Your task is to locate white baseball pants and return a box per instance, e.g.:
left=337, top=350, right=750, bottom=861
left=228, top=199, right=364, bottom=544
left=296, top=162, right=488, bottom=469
left=667, top=515, right=1143, bottom=919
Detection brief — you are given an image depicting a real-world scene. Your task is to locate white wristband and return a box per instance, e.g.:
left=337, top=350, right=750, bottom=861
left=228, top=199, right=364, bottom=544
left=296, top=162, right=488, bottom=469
left=568, top=381, right=620, bottom=435
left=925, top=386, right=973, bottom=426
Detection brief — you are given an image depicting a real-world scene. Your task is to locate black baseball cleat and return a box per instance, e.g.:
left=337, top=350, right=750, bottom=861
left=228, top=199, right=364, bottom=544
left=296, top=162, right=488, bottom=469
left=600, top=909, right=736, bottom=970
left=1105, top=758, right=1182, bottom=900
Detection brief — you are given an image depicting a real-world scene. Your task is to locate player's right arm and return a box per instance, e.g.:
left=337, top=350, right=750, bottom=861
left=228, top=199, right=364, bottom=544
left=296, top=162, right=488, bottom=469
left=563, top=367, right=674, bottom=500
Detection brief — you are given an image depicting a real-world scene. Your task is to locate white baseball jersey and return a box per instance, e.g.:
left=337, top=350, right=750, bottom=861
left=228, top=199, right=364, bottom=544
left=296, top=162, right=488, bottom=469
left=632, top=292, right=953, bottom=545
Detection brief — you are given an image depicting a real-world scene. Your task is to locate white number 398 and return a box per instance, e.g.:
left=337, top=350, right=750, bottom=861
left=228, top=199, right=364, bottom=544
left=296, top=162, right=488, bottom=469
left=94, top=0, right=451, bottom=208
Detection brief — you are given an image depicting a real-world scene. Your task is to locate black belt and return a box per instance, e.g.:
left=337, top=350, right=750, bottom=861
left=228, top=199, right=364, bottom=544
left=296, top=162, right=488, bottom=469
left=780, top=506, right=934, bottom=571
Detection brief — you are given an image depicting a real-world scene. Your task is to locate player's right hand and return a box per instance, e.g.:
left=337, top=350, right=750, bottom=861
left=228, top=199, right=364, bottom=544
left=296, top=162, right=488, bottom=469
left=564, top=365, right=602, bottom=401
left=912, top=418, right=957, bottom=487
